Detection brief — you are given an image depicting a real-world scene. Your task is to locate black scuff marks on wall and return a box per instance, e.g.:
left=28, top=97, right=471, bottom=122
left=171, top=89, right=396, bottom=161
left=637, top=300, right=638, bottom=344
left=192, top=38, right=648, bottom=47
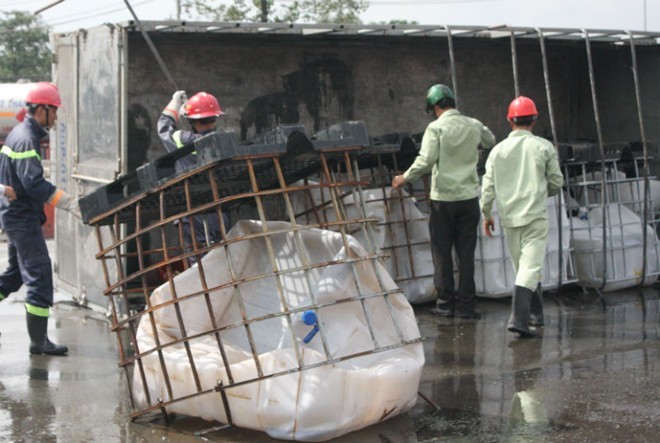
left=240, top=92, right=299, bottom=141
left=240, top=54, right=354, bottom=140
left=127, top=103, right=152, bottom=172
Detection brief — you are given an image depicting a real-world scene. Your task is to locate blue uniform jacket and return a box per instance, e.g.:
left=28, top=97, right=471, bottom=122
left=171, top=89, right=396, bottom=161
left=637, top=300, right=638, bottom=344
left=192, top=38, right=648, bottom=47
left=156, top=113, right=228, bottom=245
left=157, top=114, right=210, bottom=172
left=0, top=115, right=55, bottom=227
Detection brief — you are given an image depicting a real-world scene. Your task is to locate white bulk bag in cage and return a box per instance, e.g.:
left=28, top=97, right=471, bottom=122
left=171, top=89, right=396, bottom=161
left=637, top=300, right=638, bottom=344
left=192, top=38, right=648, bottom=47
left=291, top=183, right=435, bottom=304
left=380, top=188, right=435, bottom=303
left=132, top=220, right=424, bottom=442
left=474, top=196, right=571, bottom=298
left=570, top=204, right=660, bottom=291
left=570, top=170, right=660, bottom=215
left=570, top=169, right=627, bottom=208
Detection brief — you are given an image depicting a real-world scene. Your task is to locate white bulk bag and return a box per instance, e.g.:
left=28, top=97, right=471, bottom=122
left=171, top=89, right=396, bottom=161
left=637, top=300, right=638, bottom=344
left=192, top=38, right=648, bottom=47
left=290, top=183, right=435, bottom=304
left=571, top=204, right=660, bottom=291
left=132, top=220, right=424, bottom=441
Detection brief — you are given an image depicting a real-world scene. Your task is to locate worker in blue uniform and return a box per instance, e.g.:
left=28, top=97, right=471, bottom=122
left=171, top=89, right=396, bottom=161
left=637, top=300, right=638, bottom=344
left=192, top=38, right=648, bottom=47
left=0, top=82, right=79, bottom=355
left=157, top=91, right=229, bottom=263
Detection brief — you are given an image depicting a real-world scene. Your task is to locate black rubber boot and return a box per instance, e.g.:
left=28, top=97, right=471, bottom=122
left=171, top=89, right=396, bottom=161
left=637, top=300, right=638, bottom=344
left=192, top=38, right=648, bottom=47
left=431, top=290, right=456, bottom=317
left=507, top=286, right=536, bottom=338
left=431, top=299, right=454, bottom=317
left=529, top=283, right=544, bottom=327
left=26, top=312, right=68, bottom=356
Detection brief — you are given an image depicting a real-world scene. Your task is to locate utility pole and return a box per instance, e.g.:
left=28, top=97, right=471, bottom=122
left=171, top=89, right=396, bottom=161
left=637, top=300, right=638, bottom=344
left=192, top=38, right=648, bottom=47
left=176, top=0, right=181, bottom=21
left=260, top=0, right=268, bottom=22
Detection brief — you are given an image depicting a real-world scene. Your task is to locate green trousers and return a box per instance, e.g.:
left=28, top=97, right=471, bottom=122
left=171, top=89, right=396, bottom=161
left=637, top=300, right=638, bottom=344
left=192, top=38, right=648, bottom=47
left=503, top=218, right=548, bottom=291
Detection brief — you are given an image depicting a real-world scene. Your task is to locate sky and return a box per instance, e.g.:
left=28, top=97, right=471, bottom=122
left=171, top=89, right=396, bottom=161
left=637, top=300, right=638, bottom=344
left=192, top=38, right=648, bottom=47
left=0, top=0, right=658, bottom=33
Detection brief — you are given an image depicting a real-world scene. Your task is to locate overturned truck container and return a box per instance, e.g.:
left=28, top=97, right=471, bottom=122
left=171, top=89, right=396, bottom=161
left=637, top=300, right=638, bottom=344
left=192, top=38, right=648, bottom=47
left=52, top=22, right=660, bottom=306
left=51, top=20, right=660, bottom=438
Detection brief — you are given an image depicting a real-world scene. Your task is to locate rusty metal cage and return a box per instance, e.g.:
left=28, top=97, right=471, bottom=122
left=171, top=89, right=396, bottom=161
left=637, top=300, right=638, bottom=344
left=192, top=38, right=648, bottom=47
left=84, top=125, right=424, bottom=438
left=562, top=142, right=660, bottom=292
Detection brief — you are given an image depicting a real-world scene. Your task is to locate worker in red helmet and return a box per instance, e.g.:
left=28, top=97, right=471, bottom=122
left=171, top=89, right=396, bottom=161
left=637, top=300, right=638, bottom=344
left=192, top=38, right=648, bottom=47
left=158, top=90, right=229, bottom=263
left=480, top=96, right=564, bottom=338
left=0, top=82, right=80, bottom=356
left=392, top=84, right=496, bottom=319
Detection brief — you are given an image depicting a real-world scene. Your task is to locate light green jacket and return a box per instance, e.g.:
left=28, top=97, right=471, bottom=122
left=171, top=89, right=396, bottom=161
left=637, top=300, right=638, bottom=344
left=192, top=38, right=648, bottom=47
left=403, top=109, right=496, bottom=201
left=480, top=129, right=564, bottom=228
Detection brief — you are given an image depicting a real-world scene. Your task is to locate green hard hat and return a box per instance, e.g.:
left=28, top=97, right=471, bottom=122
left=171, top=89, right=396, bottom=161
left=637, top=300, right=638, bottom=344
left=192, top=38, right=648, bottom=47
left=426, top=84, right=455, bottom=106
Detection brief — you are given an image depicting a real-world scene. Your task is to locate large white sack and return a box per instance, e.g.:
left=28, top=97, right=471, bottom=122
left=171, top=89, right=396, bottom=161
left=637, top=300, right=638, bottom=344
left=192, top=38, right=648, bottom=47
left=570, top=170, right=660, bottom=215
left=571, top=204, right=660, bottom=291
left=290, top=183, right=435, bottom=304
left=132, top=220, right=424, bottom=441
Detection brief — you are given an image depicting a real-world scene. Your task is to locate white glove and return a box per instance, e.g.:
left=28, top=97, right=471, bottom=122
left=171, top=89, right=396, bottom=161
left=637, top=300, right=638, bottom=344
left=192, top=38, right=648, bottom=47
left=163, top=90, right=187, bottom=121
left=47, top=189, right=81, bottom=219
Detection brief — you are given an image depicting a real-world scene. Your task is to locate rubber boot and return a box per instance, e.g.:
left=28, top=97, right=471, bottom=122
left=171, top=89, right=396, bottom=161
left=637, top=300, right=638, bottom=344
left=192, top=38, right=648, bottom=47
left=507, top=286, right=537, bottom=338
left=529, top=284, right=544, bottom=327
left=431, top=298, right=455, bottom=317
left=26, top=312, right=68, bottom=356
left=431, top=289, right=456, bottom=317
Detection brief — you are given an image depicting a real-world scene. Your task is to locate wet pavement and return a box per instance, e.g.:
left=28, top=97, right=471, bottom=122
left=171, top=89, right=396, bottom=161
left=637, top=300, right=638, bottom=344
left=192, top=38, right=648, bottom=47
left=0, top=242, right=659, bottom=442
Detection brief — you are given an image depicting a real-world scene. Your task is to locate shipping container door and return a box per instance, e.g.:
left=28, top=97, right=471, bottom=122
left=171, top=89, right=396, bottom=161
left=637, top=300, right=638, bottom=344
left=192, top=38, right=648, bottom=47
left=52, top=26, right=123, bottom=309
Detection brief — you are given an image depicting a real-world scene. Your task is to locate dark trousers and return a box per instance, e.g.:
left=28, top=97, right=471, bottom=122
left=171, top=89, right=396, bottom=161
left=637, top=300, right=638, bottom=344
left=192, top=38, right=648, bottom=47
left=0, top=224, right=53, bottom=309
left=182, top=212, right=229, bottom=264
left=429, top=197, right=480, bottom=313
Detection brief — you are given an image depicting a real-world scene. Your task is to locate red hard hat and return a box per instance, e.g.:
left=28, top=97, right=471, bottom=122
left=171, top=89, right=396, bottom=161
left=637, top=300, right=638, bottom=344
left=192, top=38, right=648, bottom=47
left=25, top=82, right=62, bottom=107
left=184, top=92, right=224, bottom=119
left=507, top=96, right=538, bottom=120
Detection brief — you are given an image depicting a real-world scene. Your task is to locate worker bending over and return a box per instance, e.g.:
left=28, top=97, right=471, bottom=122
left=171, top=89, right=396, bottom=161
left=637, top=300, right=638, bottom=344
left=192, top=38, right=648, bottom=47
left=158, top=90, right=229, bottom=263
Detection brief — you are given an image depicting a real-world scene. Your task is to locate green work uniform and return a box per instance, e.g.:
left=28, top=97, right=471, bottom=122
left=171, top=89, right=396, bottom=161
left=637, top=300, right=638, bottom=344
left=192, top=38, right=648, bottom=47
left=402, top=108, right=495, bottom=315
left=480, top=129, right=564, bottom=290
left=403, top=109, right=495, bottom=201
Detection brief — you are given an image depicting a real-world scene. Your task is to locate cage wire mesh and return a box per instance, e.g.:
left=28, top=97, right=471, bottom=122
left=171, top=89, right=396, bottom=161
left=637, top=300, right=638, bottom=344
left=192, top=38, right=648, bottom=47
left=88, top=132, right=424, bottom=439
left=562, top=142, right=660, bottom=292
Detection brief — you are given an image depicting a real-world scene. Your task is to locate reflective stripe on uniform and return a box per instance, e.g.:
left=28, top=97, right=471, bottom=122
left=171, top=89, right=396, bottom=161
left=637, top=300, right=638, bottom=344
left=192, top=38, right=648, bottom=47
left=48, top=189, right=65, bottom=206
left=172, top=131, right=196, bottom=155
left=1, top=145, right=41, bottom=161
left=25, top=303, right=49, bottom=317
left=172, top=131, right=184, bottom=148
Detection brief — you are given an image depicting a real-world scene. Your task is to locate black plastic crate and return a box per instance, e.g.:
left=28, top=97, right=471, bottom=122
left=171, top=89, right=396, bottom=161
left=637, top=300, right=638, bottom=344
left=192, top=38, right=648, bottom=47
left=78, top=172, right=139, bottom=224
left=81, top=122, right=369, bottom=226
left=311, top=121, right=370, bottom=151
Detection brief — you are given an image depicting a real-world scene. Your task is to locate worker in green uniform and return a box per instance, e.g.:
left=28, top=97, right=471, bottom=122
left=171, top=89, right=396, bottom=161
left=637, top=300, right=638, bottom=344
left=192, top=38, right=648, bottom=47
left=480, top=96, right=564, bottom=338
left=392, top=84, right=495, bottom=318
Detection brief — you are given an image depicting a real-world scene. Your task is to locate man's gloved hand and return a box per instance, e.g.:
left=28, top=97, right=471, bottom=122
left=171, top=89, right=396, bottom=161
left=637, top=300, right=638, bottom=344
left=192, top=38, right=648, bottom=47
left=47, top=189, right=82, bottom=219
left=163, top=90, right=187, bottom=122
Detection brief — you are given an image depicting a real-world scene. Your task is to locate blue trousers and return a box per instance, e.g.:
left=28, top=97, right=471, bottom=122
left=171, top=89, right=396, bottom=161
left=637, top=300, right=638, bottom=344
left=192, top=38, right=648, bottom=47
left=0, top=224, right=53, bottom=313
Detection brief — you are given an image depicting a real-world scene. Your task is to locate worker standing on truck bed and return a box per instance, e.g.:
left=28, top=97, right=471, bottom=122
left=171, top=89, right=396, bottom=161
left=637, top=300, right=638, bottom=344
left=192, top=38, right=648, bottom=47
left=480, top=96, right=564, bottom=338
left=0, top=82, right=80, bottom=356
left=392, top=84, right=495, bottom=319
left=158, top=90, right=229, bottom=263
